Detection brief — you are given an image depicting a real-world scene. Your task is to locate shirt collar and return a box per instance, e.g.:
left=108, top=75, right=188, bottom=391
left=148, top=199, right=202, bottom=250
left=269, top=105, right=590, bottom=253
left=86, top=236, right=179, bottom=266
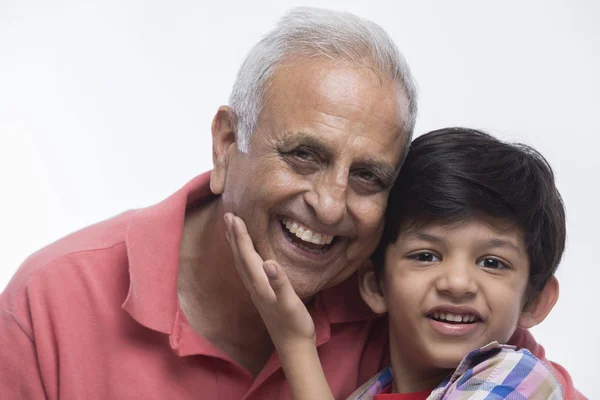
left=121, top=170, right=380, bottom=338
left=121, top=171, right=214, bottom=334
left=348, top=342, right=516, bottom=399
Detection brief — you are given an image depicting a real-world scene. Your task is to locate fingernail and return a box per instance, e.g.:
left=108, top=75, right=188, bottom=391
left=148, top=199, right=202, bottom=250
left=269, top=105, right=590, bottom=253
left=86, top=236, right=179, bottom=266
left=263, top=262, right=277, bottom=279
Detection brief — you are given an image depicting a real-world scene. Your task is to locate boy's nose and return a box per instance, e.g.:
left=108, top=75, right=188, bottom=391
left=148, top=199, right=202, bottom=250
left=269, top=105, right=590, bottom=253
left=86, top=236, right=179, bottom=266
left=435, top=261, right=478, bottom=298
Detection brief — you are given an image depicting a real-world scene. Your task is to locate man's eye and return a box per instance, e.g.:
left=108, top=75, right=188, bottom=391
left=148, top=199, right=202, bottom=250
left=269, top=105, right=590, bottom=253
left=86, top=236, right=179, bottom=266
left=289, top=149, right=315, bottom=161
left=477, top=258, right=509, bottom=270
left=352, top=170, right=385, bottom=191
left=357, top=170, right=377, bottom=181
left=408, top=252, right=440, bottom=263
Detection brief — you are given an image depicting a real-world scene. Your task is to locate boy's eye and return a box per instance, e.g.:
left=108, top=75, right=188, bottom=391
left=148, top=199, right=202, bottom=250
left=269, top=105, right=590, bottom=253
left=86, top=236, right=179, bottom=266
left=408, top=252, right=440, bottom=263
left=477, top=257, right=509, bottom=270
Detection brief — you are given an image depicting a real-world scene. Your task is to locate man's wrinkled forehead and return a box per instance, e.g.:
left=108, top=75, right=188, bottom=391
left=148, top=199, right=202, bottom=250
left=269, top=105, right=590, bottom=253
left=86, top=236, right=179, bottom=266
left=265, top=58, right=410, bottom=131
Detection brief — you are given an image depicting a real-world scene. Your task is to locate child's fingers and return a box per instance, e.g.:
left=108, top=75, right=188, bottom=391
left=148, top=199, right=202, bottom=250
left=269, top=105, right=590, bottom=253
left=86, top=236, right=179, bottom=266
left=262, top=261, right=302, bottom=313
left=225, top=213, right=274, bottom=301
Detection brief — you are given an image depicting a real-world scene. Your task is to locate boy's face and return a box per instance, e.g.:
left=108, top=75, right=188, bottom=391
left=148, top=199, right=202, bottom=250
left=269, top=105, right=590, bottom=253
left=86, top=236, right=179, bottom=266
left=367, top=216, right=532, bottom=369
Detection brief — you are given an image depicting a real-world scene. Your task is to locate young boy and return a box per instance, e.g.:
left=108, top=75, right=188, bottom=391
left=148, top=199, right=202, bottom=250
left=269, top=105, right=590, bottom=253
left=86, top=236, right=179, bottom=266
left=225, top=127, right=566, bottom=399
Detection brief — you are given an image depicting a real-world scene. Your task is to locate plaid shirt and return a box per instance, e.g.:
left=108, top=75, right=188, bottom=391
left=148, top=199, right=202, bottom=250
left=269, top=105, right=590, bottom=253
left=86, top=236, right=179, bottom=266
left=346, top=341, right=563, bottom=399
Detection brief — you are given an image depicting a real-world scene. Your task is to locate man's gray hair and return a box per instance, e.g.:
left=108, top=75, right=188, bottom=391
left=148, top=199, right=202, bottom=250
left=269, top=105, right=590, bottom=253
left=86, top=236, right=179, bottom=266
left=228, top=6, right=418, bottom=153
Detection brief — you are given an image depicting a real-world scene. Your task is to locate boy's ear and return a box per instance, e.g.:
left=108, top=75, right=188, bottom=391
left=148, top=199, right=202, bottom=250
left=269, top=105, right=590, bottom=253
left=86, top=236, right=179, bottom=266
left=518, top=276, right=559, bottom=329
left=210, top=106, right=238, bottom=195
left=358, top=259, right=388, bottom=315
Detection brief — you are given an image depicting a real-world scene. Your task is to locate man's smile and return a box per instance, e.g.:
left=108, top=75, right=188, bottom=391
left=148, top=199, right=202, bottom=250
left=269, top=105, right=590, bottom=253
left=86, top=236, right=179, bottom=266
left=280, top=217, right=337, bottom=254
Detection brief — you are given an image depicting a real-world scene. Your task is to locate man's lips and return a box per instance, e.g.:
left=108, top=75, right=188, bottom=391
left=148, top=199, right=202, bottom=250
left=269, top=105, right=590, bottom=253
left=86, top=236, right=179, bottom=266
left=274, top=217, right=344, bottom=263
left=280, top=217, right=335, bottom=246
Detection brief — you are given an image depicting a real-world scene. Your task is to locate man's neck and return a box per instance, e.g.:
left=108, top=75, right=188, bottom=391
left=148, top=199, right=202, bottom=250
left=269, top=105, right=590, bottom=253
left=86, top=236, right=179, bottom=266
left=177, top=198, right=274, bottom=376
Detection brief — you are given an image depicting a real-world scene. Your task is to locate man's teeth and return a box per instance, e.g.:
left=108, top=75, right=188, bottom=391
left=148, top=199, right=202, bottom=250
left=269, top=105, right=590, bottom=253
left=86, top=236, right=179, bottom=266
left=432, top=312, right=477, bottom=323
left=282, top=218, right=334, bottom=245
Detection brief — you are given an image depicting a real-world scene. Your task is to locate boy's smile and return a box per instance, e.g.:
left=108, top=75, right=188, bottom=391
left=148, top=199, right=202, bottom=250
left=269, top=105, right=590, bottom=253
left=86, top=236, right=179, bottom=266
left=372, top=216, right=532, bottom=372
left=425, top=305, right=483, bottom=336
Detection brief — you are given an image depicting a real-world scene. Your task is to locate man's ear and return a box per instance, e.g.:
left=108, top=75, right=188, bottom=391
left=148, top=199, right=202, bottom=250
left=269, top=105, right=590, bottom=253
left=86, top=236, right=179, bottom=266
left=210, top=106, right=238, bottom=195
left=358, top=259, right=388, bottom=315
left=518, top=276, right=559, bottom=329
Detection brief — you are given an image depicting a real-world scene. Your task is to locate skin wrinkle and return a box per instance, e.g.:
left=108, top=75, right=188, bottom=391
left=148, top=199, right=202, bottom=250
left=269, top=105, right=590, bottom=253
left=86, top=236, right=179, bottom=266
left=240, top=59, right=403, bottom=292
left=278, top=130, right=401, bottom=183
left=178, top=57, right=408, bottom=375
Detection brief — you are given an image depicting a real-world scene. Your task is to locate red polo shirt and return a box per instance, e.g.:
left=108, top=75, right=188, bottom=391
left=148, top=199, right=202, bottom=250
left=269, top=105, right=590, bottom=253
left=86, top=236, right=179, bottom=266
left=0, top=172, right=388, bottom=399
left=0, top=172, right=580, bottom=399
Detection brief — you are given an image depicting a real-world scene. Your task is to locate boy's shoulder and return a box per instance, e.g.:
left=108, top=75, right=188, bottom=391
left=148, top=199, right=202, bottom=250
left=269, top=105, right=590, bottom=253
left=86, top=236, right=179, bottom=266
left=346, top=342, right=563, bottom=400
left=432, top=341, right=563, bottom=399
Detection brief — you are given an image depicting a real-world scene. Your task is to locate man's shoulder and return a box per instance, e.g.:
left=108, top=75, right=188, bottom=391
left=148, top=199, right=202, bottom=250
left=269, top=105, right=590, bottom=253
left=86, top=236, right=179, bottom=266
left=1, top=210, right=135, bottom=311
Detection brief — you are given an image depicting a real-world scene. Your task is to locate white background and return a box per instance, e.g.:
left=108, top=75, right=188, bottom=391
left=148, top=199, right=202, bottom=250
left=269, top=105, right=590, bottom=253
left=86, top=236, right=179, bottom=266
left=1, top=0, right=598, bottom=396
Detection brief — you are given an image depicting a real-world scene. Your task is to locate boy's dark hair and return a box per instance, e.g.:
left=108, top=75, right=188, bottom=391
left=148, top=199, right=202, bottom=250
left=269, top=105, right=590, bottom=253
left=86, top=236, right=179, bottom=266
left=372, top=127, right=566, bottom=302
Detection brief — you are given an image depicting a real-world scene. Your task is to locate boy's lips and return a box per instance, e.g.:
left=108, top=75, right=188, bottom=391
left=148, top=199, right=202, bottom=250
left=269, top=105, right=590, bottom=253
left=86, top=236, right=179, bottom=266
left=425, top=305, right=484, bottom=337
left=428, top=318, right=482, bottom=337
left=425, top=305, right=484, bottom=323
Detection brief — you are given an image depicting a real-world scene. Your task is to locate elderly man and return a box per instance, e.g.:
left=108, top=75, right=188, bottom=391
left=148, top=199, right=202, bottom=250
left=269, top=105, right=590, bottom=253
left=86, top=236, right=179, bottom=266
left=0, top=7, right=579, bottom=399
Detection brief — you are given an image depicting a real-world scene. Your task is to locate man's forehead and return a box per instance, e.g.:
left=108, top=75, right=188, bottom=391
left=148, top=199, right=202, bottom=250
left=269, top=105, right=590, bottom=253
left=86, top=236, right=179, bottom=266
left=266, top=58, right=409, bottom=126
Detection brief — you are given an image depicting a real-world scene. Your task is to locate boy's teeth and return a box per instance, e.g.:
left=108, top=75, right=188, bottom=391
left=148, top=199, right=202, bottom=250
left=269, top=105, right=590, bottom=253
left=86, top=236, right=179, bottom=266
left=282, top=218, right=333, bottom=246
left=433, top=312, right=478, bottom=323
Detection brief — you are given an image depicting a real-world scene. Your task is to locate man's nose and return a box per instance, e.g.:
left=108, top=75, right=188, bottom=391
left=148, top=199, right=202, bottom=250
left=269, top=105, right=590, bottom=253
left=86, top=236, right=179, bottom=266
left=303, top=169, right=348, bottom=225
left=435, top=259, right=478, bottom=298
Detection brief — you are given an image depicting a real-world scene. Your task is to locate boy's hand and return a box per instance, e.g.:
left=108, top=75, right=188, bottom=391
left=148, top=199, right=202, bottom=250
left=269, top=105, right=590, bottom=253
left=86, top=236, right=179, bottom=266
left=225, top=213, right=316, bottom=352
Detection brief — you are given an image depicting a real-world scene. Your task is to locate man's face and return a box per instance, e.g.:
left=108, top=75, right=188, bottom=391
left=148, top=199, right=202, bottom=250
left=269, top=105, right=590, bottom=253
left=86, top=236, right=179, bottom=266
left=380, top=216, right=530, bottom=370
left=213, top=58, right=408, bottom=299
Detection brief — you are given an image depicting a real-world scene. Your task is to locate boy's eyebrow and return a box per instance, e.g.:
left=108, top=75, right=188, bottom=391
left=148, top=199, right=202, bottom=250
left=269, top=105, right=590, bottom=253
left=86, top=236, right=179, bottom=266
left=403, top=231, right=525, bottom=255
left=479, top=238, right=524, bottom=255
left=403, top=232, right=444, bottom=245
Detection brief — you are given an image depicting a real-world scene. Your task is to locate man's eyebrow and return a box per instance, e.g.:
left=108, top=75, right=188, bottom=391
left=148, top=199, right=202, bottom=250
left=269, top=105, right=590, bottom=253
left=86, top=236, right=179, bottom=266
left=403, top=231, right=524, bottom=255
left=280, top=131, right=399, bottom=182
left=280, top=132, right=332, bottom=157
left=359, top=160, right=398, bottom=184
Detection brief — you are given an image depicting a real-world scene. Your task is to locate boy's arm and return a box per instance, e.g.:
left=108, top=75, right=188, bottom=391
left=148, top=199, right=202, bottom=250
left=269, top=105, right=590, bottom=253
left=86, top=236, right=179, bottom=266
left=509, top=328, right=587, bottom=399
left=225, top=213, right=335, bottom=400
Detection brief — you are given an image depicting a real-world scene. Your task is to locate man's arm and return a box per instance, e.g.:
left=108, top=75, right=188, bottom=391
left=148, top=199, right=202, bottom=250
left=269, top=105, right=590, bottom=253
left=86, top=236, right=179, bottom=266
left=0, top=306, right=48, bottom=399
left=510, top=328, right=587, bottom=399
left=226, top=213, right=335, bottom=400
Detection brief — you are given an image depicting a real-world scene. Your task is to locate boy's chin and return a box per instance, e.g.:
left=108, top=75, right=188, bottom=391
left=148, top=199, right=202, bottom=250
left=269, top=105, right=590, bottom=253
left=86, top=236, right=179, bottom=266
left=427, top=344, right=482, bottom=370
left=431, top=355, right=465, bottom=370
